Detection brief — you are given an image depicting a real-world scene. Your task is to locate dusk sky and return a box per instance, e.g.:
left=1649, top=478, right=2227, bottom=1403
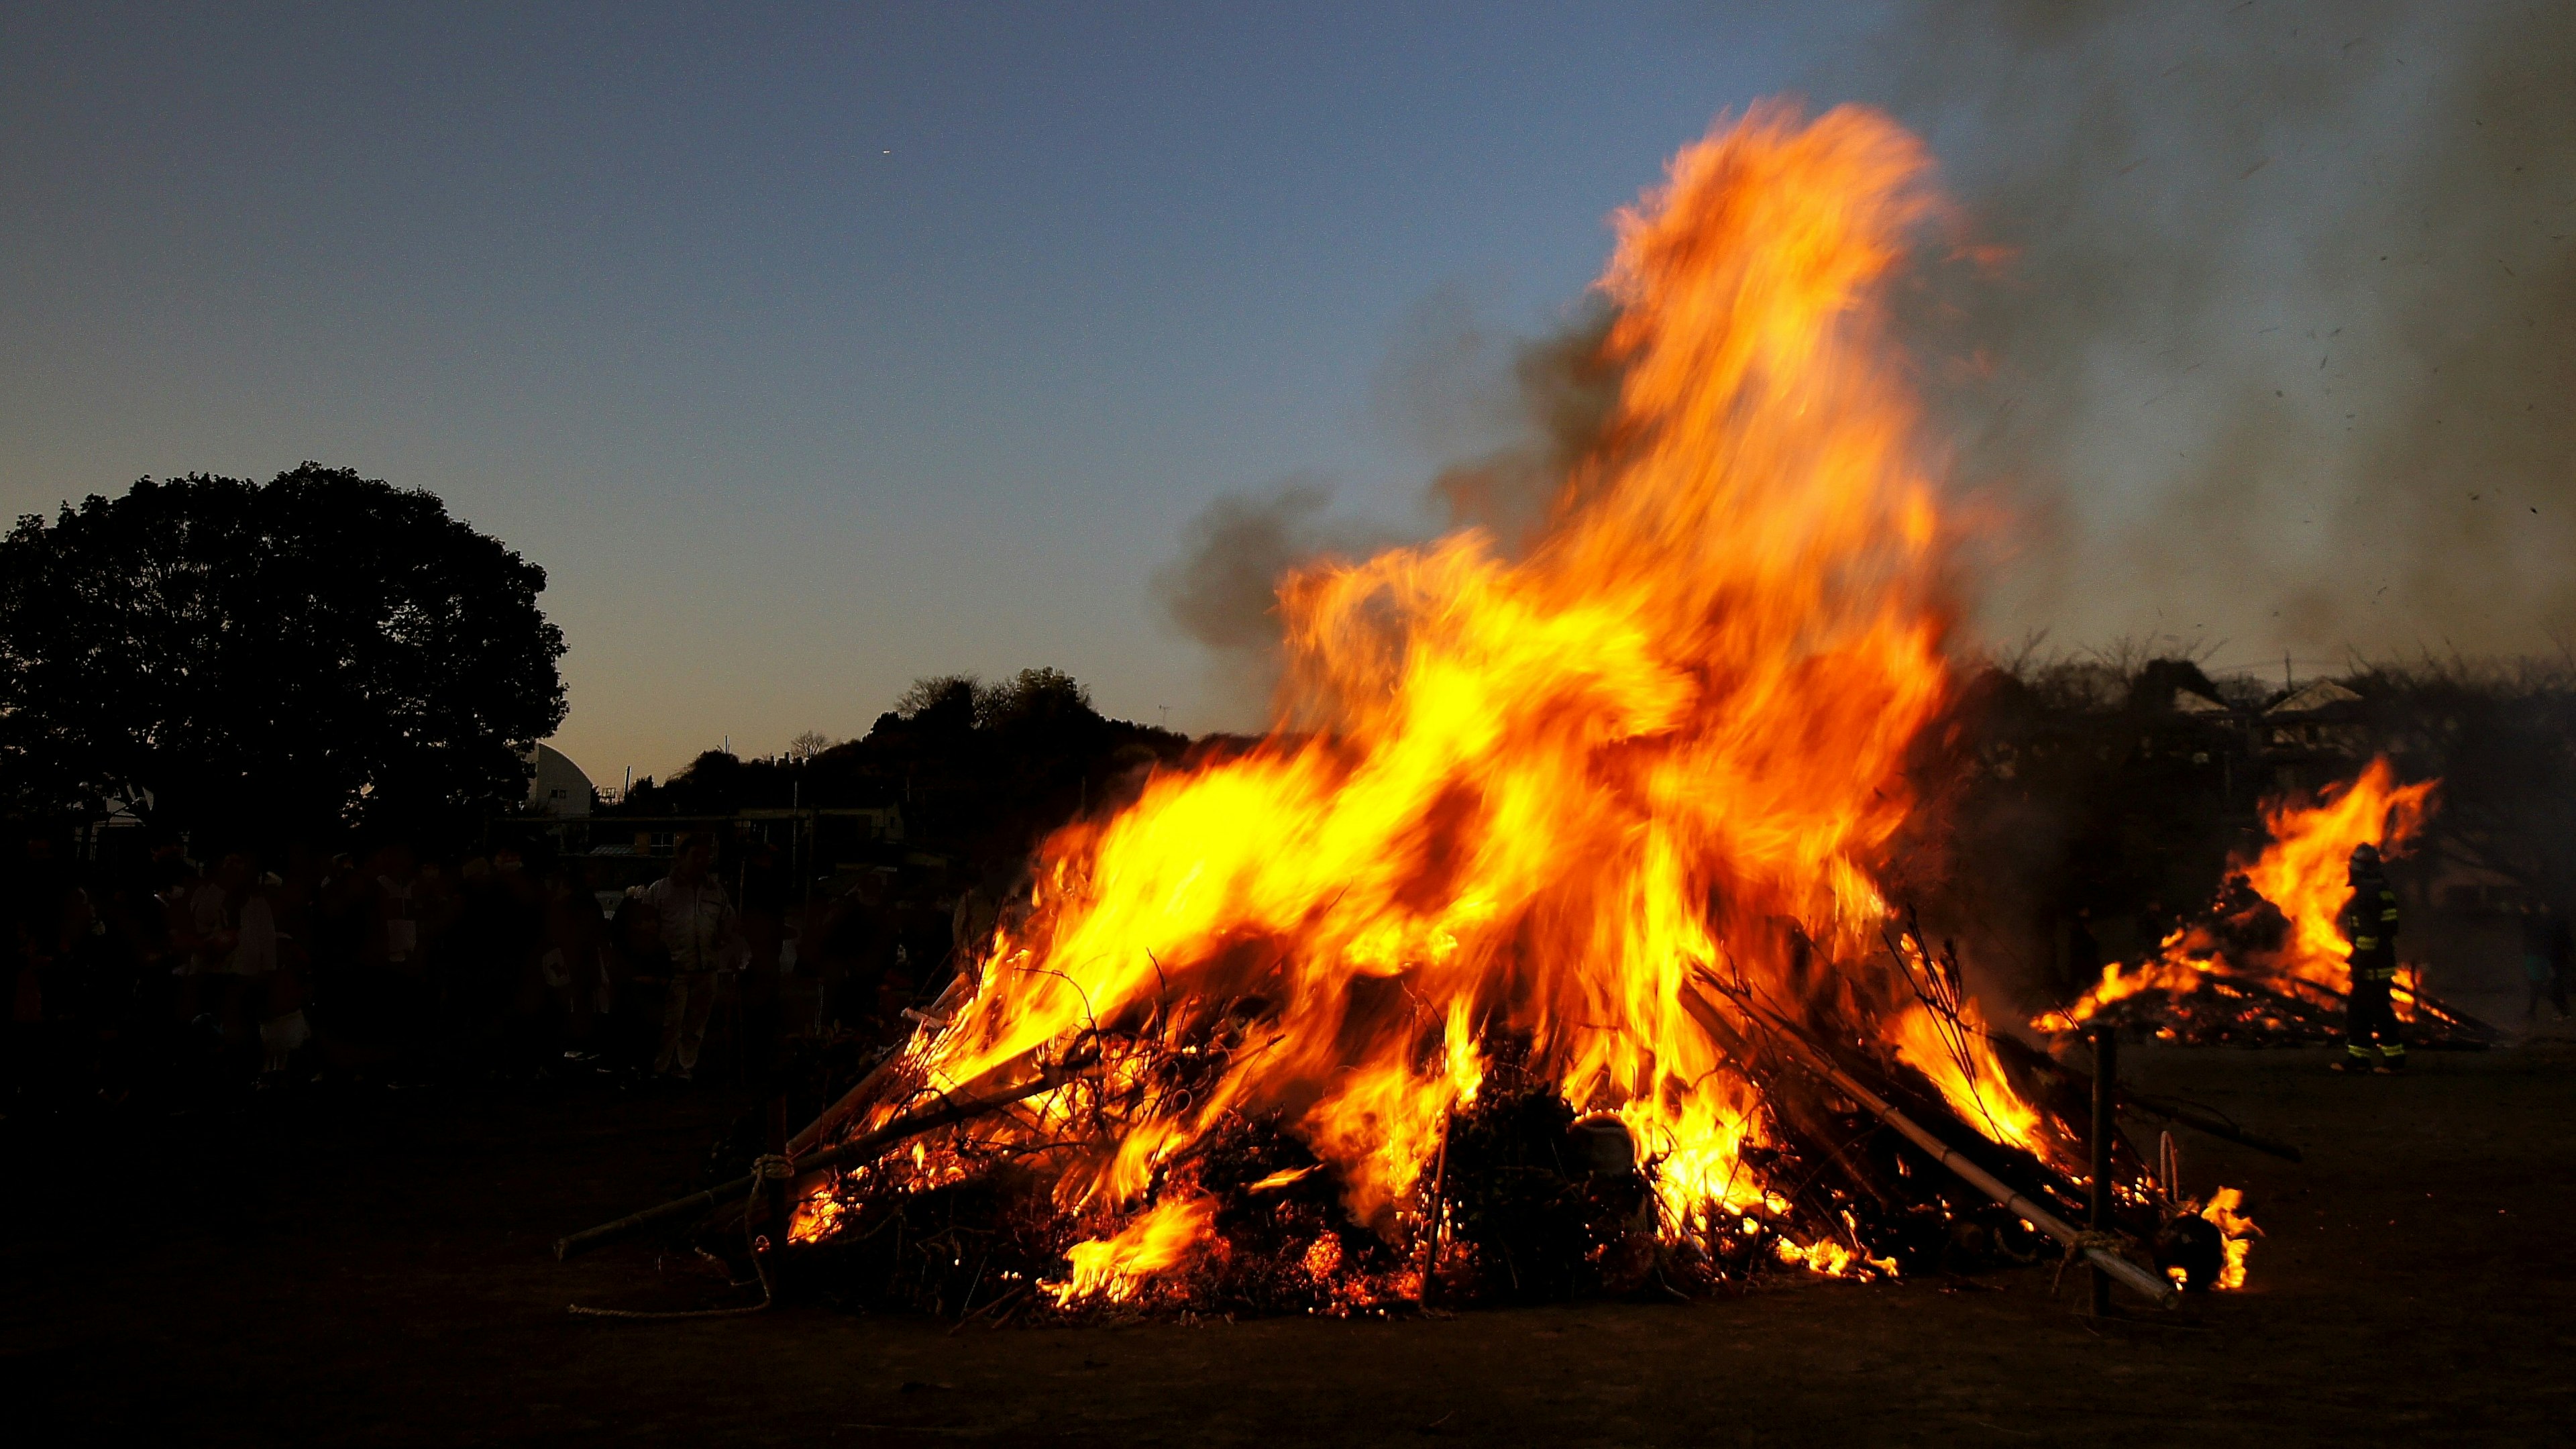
left=9, top=3, right=2566, bottom=784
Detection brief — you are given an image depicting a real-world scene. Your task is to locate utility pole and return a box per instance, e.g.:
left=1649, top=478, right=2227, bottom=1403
left=2284, top=651, right=2293, bottom=693
left=2089, top=1024, right=2118, bottom=1318
left=1159, top=704, right=1171, bottom=730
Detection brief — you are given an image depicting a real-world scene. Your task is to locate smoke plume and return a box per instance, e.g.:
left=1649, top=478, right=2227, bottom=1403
left=1151, top=478, right=1399, bottom=712
left=1156, top=303, right=1621, bottom=719
left=1163, top=3, right=2574, bottom=718
left=1848, top=0, right=2576, bottom=667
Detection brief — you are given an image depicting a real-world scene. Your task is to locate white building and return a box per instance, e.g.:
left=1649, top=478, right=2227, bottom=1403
left=527, top=743, right=596, bottom=817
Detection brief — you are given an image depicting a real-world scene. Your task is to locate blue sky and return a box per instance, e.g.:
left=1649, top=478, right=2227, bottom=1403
left=11, top=3, right=2560, bottom=782
left=5, top=3, right=1883, bottom=781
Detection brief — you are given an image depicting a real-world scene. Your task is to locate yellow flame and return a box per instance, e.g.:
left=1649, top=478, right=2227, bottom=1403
left=2200, top=1186, right=2260, bottom=1291
left=826, top=104, right=2068, bottom=1301
left=1045, top=1195, right=1218, bottom=1306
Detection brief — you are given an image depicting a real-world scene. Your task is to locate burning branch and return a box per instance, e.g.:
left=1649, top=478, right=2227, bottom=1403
left=554, top=1051, right=1098, bottom=1261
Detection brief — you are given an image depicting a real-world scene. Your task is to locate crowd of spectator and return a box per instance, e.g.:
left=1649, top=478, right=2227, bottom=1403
left=2, top=827, right=977, bottom=1120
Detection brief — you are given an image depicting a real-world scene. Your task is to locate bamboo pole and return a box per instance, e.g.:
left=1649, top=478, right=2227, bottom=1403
left=1690, top=987, right=2178, bottom=1308
left=786, top=971, right=977, bottom=1156
left=1813, top=1040, right=2176, bottom=1307
left=554, top=1057, right=1085, bottom=1260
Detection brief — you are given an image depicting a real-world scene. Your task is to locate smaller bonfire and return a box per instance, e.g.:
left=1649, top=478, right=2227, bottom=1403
left=2037, top=758, right=2492, bottom=1048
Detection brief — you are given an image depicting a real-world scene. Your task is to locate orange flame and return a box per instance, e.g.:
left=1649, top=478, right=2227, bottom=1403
left=2199, top=1186, right=2260, bottom=1291
left=2041, top=757, right=2438, bottom=1032
left=1889, top=1000, right=2043, bottom=1152
left=1044, top=1194, right=1217, bottom=1306
left=855, top=104, right=2069, bottom=1302
left=787, top=1185, right=844, bottom=1246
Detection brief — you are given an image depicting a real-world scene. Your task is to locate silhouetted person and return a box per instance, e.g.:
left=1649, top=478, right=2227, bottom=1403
left=2519, top=901, right=2571, bottom=1022
left=642, top=835, right=741, bottom=1082
left=816, top=871, right=896, bottom=1034
left=735, top=841, right=790, bottom=1076
left=542, top=865, right=612, bottom=1058
left=2064, top=907, right=2102, bottom=997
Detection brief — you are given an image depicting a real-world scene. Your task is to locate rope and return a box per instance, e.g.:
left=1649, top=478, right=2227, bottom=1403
left=568, top=1155, right=796, bottom=1321
left=2050, top=1229, right=2133, bottom=1295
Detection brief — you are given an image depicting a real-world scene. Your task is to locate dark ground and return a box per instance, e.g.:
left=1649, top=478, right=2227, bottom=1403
left=7, top=1041, right=2574, bottom=1446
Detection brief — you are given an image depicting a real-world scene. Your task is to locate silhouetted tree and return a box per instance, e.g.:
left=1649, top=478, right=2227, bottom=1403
left=0, top=464, right=566, bottom=838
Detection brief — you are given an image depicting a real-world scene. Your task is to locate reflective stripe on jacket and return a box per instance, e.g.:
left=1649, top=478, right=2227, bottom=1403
left=2343, top=881, right=2400, bottom=979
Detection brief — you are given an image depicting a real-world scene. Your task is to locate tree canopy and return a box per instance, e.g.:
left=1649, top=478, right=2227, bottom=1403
left=0, top=464, right=566, bottom=839
left=616, top=667, right=1185, bottom=868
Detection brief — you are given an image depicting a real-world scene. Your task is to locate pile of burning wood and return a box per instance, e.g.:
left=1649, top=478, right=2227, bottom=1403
left=2036, top=759, right=2497, bottom=1049
left=563, top=107, right=2270, bottom=1322
left=564, top=924, right=2264, bottom=1320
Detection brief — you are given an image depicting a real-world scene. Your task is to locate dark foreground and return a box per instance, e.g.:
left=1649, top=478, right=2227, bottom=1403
left=7, top=1043, right=2575, bottom=1446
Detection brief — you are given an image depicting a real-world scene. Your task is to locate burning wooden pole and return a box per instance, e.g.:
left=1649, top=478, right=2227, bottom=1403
left=1701, top=988, right=2178, bottom=1309
left=786, top=972, right=977, bottom=1157
left=1819, top=1048, right=2174, bottom=1307
left=554, top=1053, right=1089, bottom=1260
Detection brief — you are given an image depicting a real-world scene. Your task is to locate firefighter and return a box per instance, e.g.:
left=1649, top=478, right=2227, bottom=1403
left=2332, top=842, right=2406, bottom=1073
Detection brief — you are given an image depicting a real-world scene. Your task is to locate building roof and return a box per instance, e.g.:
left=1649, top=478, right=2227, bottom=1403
left=2265, top=680, right=2363, bottom=716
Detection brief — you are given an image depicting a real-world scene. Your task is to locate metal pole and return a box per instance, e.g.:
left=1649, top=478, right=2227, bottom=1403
left=2090, top=1024, right=2118, bottom=1317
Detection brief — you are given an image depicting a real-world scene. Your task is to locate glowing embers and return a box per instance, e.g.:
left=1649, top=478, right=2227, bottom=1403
left=786, top=1186, right=844, bottom=1246
left=1773, top=1236, right=1900, bottom=1280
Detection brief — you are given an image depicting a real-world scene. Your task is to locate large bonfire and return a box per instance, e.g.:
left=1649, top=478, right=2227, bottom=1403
left=786, top=105, right=2247, bottom=1313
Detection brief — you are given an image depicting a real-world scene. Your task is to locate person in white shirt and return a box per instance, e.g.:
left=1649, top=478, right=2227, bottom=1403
left=182, top=853, right=252, bottom=977
left=641, top=834, right=742, bottom=1081
left=172, top=852, right=250, bottom=1030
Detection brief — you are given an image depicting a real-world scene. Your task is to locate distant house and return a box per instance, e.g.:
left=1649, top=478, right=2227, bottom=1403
left=2263, top=680, right=2367, bottom=751
left=2262, top=679, right=2369, bottom=794
left=527, top=743, right=596, bottom=817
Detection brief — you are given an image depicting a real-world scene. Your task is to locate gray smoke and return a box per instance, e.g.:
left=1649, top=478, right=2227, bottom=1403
left=1150, top=476, right=1399, bottom=712
left=1417, top=304, right=1620, bottom=552
left=1156, top=299, right=1619, bottom=718
left=1842, top=0, right=2576, bottom=665
left=1162, top=3, right=2576, bottom=714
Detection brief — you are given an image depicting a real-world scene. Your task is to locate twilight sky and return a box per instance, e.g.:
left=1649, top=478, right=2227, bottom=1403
left=8, top=3, right=2567, bottom=784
